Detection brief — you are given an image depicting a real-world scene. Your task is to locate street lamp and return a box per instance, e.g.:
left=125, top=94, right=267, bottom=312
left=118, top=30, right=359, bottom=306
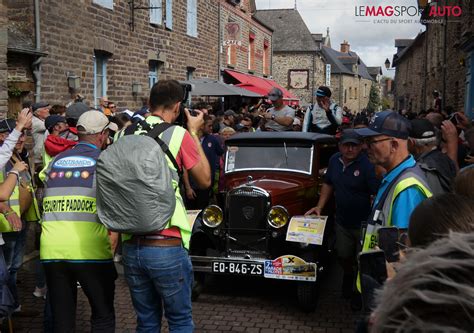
left=384, top=58, right=395, bottom=71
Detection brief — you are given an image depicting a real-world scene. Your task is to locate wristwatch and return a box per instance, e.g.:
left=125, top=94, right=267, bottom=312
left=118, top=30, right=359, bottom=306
left=271, top=114, right=275, bottom=120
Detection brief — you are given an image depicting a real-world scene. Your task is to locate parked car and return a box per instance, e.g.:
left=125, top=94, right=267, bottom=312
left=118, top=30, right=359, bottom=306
left=189, top=132, right=337, bottom=310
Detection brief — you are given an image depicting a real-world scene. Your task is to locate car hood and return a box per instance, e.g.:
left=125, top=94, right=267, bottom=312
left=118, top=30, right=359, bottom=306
left=228, top=176, right=308, bottom=201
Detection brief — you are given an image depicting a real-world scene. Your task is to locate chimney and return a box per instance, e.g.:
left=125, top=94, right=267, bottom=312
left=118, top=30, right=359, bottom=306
left=340, top=40, right=350, bottom=53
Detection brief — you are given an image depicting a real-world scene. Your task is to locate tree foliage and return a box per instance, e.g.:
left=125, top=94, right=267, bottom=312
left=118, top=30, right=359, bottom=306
left=367, top=83, right=381, bottom=112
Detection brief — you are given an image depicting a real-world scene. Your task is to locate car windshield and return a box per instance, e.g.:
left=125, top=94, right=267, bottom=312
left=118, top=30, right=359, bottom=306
left=225, top=144, right=313, bottom=174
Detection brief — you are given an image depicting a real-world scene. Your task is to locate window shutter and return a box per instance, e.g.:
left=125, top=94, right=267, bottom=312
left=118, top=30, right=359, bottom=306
left=187, top=0, right=197, bottom=37
left=165, top=0, right=173, bottom=29
left=150, top=0, right=162, bottom=25
left=93, top=0, right=113, bottom=10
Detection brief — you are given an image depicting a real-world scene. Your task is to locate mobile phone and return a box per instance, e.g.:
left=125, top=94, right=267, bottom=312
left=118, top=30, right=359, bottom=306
left=377, top=227, right=400, bottom=262
left=358, top=250, right=387, bottom=285
left=448, top=113, right=458, bottom=125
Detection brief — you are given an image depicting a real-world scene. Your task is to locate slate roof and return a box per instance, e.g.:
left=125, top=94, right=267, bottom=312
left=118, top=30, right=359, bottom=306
left=321, top=46, right=374, bottom=81
left=367, top=66, right=382, bottom=79
left=395, top=39, right=414, bottom=48
left=253, top=9, right=318, bottom=52
left=392, top=32, right=424, bottom=66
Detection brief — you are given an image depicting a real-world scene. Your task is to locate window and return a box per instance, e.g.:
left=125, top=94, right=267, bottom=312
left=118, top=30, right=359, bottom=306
left=349, top=87, right=352, bottom=99
left=93, top=0, right=113, bottom=10
left=248, top=33, right=255, bottom=71
left=94, top=52, right=108, bottom=108
left=149, top=61, right=162, bottom=89
left=150, top=0, right=162, bottom=25
left=165, top=0, right=173, bottom=29
left=344, top=89, right=347, bottom=103
left=263, top=40, right=269, bottom=75
left=355, top=87, right=358, bottom=100
left=187, top=0, right=197, bottom=37
left=364, top=83, right=367, bottom=97
left=226, top=45, right=236, bottom=66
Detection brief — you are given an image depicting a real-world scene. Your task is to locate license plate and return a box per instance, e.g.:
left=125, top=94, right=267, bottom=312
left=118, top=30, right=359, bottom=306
left=212, top=261, right=264, bottom=276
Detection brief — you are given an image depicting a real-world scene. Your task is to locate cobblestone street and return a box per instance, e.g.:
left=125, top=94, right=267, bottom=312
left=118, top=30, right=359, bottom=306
left=11, top=258, right=358, bottom=332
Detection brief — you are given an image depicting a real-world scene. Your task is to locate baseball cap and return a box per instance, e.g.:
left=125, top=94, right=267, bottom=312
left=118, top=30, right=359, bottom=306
left=315, top=86, right=332, bottom=98
left=409, top=119, right=436, bottom=139
left=77, top=111, right=117, bottom=135
left=354, top=110, right=411, bottom=140
left=133, top=106, right=150, bottom=118
left=267, top=87, right=283, bottom=101
left=32, top=101, right=50, bottom=112
left=66, top=102, right=90, bottom=120
left=339, top=129, right=362, bottom=145
left=224, top=109, right=237, bottom=117
left=45, top=115, right=66, bottom=131
left=0, top=119, right=17, bottom=133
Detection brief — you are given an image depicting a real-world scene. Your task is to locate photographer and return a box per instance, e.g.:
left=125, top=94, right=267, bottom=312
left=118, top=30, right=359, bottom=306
left=122, top=80, right=210, bottom=332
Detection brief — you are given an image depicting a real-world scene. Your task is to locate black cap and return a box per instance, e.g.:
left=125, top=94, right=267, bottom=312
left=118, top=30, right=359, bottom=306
left=45, top=115, right=66, bottom=131
left=66, top=102, right=90, bottom=120
left=0, top=119, right=17, bottom=133
left=315, top=86, right=332, bottom=98
left=409, top=119, right=436, bottom=139
left=354, top=110, right=411, bottom=140
left=32, top=101, right=50, bottom=112
left=339, top=129, right=362, bottom=144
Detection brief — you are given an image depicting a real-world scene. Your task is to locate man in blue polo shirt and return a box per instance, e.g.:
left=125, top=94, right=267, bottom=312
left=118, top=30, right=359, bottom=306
left=305, top=129, right=378, bottom=299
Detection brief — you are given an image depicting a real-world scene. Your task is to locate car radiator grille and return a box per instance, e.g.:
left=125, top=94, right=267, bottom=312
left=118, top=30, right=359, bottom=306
left=226, top=187, right=269, bottom=253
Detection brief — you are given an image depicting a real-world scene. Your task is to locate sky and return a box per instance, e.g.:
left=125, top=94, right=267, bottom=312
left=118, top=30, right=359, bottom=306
left=255, top=0, right=425, bottom=78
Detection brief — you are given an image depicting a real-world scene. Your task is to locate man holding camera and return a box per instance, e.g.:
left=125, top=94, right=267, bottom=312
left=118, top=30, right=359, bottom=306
left=122, top=80, right=210, bottom=332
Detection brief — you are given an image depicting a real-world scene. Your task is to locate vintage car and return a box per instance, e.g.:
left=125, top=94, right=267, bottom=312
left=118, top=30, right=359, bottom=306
left=189, top=132, right=337, bottom=310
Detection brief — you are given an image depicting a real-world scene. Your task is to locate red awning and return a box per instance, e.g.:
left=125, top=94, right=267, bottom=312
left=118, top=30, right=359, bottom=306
left=224, top=69, right=299, bottom=104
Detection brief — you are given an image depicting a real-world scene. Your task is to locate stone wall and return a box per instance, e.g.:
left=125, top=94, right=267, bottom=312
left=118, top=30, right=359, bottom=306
left=0, top=0, right=8, bottom=118
left=330, top=73, right=370, bottom=113
left=219, top=0, right=272, bottom=77
left=394, top=0, right=468, bottom=113
left=8, top=0, right=219, bottom=110
left=272, top=52, right=325, bottom=105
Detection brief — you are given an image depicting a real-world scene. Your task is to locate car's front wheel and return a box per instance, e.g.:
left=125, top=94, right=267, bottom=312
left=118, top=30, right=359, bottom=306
left=296, top=280, right=319, bottom=312
left=192, top=272, right=205, bottom=301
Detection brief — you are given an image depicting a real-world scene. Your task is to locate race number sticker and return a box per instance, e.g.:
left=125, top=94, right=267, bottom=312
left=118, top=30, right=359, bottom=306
left=286, top=215, right=328, bottom=245
left=264, top=255, right=316, bottom=281
left=187, top=210, right=201, bottom=228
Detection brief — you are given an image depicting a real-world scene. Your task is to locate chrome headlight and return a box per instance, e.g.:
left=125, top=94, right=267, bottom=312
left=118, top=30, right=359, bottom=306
left=202, top=205, right=223, bottom=228
left=267, top=205, right=289, bottom=229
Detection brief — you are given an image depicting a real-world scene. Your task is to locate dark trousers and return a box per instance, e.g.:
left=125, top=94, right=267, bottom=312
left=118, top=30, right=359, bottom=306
left=43, top=262, right=117, bottom=333
left=186, top=188, right=211, bottom=210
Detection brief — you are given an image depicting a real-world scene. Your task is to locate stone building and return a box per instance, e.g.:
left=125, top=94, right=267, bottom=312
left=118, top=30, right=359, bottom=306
left=253, top=8, right=326, bottom=105
left=219, top=0, right=272, bottom=78
left=3, top=0, right=220, bottom=117
left=0, top=0, right=8, bottom=118
left=392, top=0, right=473, bottom=118
left=321, top=41, right=374, bottom=113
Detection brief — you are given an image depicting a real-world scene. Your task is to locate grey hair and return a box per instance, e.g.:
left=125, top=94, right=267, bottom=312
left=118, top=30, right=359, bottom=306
left=411, top=136, right=438, bottom=147
left=371, top=232, right=474, bottom=332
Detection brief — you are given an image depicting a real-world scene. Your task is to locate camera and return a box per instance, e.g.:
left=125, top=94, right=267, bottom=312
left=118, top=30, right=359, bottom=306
left=176, top=83, right=194, bottom=127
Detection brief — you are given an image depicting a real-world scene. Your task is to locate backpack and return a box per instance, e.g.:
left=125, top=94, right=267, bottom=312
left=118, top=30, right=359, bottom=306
left=96, top=123, right=178, bottom=234
left=418, top=163, right=452, bottom=195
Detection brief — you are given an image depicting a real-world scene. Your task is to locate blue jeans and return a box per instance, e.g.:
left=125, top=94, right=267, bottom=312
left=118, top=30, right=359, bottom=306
left=122, top=243, right=194, bottom=333
left=2, top=221, right=27, bottom=308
